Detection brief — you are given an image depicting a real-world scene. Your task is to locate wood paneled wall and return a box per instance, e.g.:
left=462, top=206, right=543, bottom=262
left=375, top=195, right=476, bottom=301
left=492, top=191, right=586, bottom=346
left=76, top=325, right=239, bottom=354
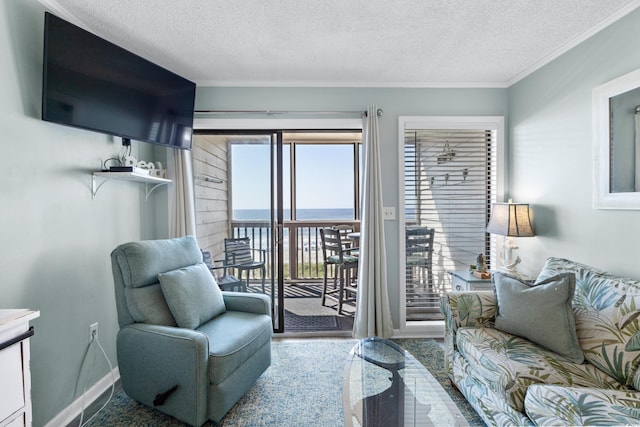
left=192, top=134, right=230, bottom=258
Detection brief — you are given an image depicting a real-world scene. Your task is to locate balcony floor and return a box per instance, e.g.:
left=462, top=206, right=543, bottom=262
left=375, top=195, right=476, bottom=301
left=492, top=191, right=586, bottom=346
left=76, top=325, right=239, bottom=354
left=243, top=280, right=444, bottom=333
left=247, top=282, right=356, bottom=335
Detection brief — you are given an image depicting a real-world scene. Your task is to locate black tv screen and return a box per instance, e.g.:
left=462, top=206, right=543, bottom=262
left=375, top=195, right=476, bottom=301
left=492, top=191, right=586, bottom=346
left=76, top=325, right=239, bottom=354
left=42, top=12, right=195, bottom=150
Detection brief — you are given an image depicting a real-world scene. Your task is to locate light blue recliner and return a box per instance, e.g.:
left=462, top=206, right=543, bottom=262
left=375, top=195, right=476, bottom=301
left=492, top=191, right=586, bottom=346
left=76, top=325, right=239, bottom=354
left=111, top=235, right=273, bottom=426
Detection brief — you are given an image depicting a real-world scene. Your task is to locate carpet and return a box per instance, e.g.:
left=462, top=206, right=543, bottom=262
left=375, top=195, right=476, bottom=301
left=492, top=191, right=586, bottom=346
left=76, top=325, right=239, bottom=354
left=84, top=339, right=485, bottom=427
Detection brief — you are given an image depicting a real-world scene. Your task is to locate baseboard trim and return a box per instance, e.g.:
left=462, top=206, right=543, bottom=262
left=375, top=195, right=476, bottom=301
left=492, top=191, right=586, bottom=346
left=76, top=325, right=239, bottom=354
left=44, top=367, right=120, bottom=427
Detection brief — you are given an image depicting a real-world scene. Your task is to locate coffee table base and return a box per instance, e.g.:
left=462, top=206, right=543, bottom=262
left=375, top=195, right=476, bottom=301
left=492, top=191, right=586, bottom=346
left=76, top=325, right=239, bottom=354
left=343, top=337, right=469, bottom=427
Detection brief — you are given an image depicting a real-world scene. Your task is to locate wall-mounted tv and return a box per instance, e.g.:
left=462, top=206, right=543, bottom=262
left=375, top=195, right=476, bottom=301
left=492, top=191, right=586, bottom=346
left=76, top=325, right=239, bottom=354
left=42, top=12, right=196, bottom=150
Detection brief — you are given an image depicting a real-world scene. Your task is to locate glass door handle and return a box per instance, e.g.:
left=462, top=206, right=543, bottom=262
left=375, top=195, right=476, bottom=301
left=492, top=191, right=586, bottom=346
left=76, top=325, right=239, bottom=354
left=275, top=223, right=284, bottom=245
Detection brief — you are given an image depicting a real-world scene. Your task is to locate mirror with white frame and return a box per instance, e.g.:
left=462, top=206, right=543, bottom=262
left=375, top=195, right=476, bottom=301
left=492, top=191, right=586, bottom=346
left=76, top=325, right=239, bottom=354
left=593, top=68, right=640, bottom=209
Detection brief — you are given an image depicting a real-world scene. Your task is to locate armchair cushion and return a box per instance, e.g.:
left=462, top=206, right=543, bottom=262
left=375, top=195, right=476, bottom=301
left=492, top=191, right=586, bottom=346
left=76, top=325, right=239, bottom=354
left=197, top=310, right=273, bottom=385
left=159, top=263, right=226, bottom=329
left=494, top=272, right=584, bottom=363
left=126, top=285, right=176, bottom=326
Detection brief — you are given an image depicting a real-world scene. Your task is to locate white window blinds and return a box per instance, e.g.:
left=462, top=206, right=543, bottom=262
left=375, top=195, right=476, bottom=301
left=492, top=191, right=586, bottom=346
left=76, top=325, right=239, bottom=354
left=403, top=127, right=497, bottom=321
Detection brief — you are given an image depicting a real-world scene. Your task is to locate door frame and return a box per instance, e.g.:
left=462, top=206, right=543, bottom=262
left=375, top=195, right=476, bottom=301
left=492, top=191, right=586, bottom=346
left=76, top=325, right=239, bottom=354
left=194, top=118, right=362, bottom=334
left=396, top=116, right=505, bottom=337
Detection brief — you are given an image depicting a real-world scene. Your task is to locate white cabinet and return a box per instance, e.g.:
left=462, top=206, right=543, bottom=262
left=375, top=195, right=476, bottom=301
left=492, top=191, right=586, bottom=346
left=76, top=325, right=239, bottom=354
left=449, top=270, right=493, bottom=291
left=0, top=310, right=39, bottom=427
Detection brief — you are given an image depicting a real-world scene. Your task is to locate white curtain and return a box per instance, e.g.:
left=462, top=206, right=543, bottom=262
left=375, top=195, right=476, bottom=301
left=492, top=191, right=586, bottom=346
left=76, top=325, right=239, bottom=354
left=353, top=106, right=393, bottom=338
left=168, top=148, right=197, bottom=238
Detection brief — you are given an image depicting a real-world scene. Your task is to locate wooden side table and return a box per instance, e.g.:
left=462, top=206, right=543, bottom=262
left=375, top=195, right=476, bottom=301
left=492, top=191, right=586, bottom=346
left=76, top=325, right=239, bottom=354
left=449, top=270, right=493, bottom=291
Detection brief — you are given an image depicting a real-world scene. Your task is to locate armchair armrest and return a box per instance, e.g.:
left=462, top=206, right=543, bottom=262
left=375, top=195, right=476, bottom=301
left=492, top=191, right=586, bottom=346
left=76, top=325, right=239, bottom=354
left=222, top=291, right=271, bottom=315
left=249, top=248, right=266, bottom=263
left=209, top=258, right=235, bottom=275
left=439, top=291, right=497, bottom=379
left=227, top=248, right=266, bottom=265
left=117, top=323, right=209, bottom=425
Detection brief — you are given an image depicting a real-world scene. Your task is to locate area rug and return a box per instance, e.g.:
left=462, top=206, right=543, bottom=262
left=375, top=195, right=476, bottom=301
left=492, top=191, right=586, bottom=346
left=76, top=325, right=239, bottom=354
left=284, top=312, right=339, bottom=331
left=85, top=338, right=485, bottom=426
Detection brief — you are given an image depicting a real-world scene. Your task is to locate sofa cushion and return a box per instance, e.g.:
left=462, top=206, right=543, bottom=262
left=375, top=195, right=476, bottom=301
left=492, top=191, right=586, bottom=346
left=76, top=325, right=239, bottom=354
left=538, top=257, right=640, bottom=387
left=456, top=327, right=624, bottom=412
left=451, top=351, right=536, bottom=427
left=525, top=384, right=640, bottom=426
left=197, top=311, right=273, bottom=385
left=159, top=263, right=226, bottom=329
left=493, top=272, right=583, bottom=363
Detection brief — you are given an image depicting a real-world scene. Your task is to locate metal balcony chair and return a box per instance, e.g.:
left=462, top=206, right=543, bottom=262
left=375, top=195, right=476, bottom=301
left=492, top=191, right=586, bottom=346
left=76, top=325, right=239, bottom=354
left=223, top=237, right=266, bottom=293
left=405, top=226, right=435, bottom=287
left=201, top=249, right=246, bottom=292
left=320, top=227, right=359, bottom=314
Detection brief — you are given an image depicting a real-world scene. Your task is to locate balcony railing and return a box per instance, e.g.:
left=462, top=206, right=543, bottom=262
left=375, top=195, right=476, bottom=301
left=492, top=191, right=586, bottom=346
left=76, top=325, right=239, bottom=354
left=231, top=219, right=446, bottom=321
left=231, top=219, right=360, bottom=282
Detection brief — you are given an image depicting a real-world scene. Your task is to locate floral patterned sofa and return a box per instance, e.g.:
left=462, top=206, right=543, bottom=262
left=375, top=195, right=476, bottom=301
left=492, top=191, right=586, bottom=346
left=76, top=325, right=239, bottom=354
left=440, top=257, right=640, bottom=426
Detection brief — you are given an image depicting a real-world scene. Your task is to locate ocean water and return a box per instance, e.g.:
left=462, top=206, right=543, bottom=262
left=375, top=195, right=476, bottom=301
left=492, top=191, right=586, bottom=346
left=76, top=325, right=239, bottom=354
left=234, top=208, right=354, bottom=221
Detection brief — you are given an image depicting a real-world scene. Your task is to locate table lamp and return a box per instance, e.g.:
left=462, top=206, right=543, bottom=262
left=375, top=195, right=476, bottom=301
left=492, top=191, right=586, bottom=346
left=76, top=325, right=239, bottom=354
left=486, top=201, right=535, bottom=274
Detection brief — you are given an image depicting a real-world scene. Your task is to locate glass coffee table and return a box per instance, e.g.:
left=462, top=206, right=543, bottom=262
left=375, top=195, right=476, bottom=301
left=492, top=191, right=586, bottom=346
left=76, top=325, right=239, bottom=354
left=344, top=337, right=469, bottom=427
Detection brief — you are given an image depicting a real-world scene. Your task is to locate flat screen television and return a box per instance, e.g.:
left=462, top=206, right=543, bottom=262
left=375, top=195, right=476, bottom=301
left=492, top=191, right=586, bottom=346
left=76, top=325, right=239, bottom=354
left=42, top=12, right=196, bottom=150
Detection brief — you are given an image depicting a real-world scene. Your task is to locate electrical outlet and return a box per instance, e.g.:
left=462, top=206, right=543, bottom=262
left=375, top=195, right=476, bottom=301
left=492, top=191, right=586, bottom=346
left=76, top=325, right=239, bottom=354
left=89, top=322, right=99, bottom=342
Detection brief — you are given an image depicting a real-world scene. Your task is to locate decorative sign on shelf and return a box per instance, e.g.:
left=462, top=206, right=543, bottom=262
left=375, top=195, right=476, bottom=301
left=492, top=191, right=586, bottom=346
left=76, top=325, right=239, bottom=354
left=123, top=156, right=166, bottom=178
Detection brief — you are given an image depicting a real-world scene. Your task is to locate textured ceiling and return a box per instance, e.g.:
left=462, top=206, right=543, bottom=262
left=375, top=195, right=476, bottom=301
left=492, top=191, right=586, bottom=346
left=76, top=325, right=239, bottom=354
left=41, top=0, right=640, bottom=87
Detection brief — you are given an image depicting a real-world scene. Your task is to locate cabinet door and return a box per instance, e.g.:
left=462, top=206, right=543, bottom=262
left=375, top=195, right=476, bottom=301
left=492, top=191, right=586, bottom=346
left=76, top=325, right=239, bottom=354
left=0, top=343, right=25, bottom=422
left=451, top=275, right=467, bottom=291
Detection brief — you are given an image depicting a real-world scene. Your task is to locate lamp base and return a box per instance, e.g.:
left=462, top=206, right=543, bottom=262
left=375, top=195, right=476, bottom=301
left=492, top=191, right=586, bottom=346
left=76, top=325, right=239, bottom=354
left=498, top=255, right=521, bottom=276
left=499, top=236, right=522, bottom=276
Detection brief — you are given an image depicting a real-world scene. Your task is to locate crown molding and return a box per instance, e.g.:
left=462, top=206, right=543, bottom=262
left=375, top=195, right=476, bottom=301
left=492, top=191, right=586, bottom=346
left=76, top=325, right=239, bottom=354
left=193, top=79, right=510, bottom=89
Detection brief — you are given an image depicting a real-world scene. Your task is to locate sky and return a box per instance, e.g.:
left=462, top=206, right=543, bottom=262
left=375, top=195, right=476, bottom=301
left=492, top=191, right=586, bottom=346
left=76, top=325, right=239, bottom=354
left=231, top=143, right=357, bottom=211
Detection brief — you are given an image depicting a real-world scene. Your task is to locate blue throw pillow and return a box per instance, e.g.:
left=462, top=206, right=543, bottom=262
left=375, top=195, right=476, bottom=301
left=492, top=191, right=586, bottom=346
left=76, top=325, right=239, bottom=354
left=494, top=272, right=584, bottom=364
left=158, top=263, right=226, bottom=329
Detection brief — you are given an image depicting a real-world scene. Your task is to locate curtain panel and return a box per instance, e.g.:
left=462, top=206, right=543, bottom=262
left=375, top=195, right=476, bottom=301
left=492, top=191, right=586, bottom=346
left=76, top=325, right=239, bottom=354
left=353, top=105, right=393, bottom=338
left=169, top=149, right=197, bottom=238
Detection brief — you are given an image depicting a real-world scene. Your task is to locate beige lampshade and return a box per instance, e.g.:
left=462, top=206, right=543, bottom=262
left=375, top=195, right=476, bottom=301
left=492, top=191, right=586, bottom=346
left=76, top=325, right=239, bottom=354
left=486, top=203, right=535, bottom=237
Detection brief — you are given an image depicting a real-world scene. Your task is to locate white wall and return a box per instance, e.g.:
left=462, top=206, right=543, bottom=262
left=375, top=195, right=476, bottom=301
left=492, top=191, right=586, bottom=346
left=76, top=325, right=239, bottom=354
left=509, top=8, right=640, bottom=278
left=1, top=1, right=168, bottom=424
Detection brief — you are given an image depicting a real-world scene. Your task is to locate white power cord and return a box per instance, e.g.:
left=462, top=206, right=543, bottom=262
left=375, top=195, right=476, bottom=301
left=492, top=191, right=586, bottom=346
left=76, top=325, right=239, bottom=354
left=74, top=333, right=116, bottom=426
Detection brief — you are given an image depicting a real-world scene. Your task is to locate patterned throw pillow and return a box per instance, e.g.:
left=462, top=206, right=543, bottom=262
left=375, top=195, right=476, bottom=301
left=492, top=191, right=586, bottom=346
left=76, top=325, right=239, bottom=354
left=494, top=272, right=584, bottom=363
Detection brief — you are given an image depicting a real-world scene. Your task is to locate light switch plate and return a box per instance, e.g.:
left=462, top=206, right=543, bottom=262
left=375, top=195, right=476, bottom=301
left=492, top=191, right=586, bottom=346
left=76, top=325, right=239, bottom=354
left=383, top=207, right=396, bottom=220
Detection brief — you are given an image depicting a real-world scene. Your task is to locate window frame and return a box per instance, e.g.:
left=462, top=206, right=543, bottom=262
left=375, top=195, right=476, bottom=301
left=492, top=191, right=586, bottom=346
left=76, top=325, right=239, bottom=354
left=397, top=116, right=505, bottom=337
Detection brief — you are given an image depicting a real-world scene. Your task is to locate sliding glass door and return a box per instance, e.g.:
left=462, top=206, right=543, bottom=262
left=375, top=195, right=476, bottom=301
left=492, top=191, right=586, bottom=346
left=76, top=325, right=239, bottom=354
left=194, top=129, right=362, bottom=334
left=193, top=131, right=285, bottom=332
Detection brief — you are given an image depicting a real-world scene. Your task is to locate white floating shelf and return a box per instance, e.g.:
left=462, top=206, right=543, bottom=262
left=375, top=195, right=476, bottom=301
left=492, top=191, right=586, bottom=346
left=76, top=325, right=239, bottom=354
left=92, top=171, right=172, bottom=200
